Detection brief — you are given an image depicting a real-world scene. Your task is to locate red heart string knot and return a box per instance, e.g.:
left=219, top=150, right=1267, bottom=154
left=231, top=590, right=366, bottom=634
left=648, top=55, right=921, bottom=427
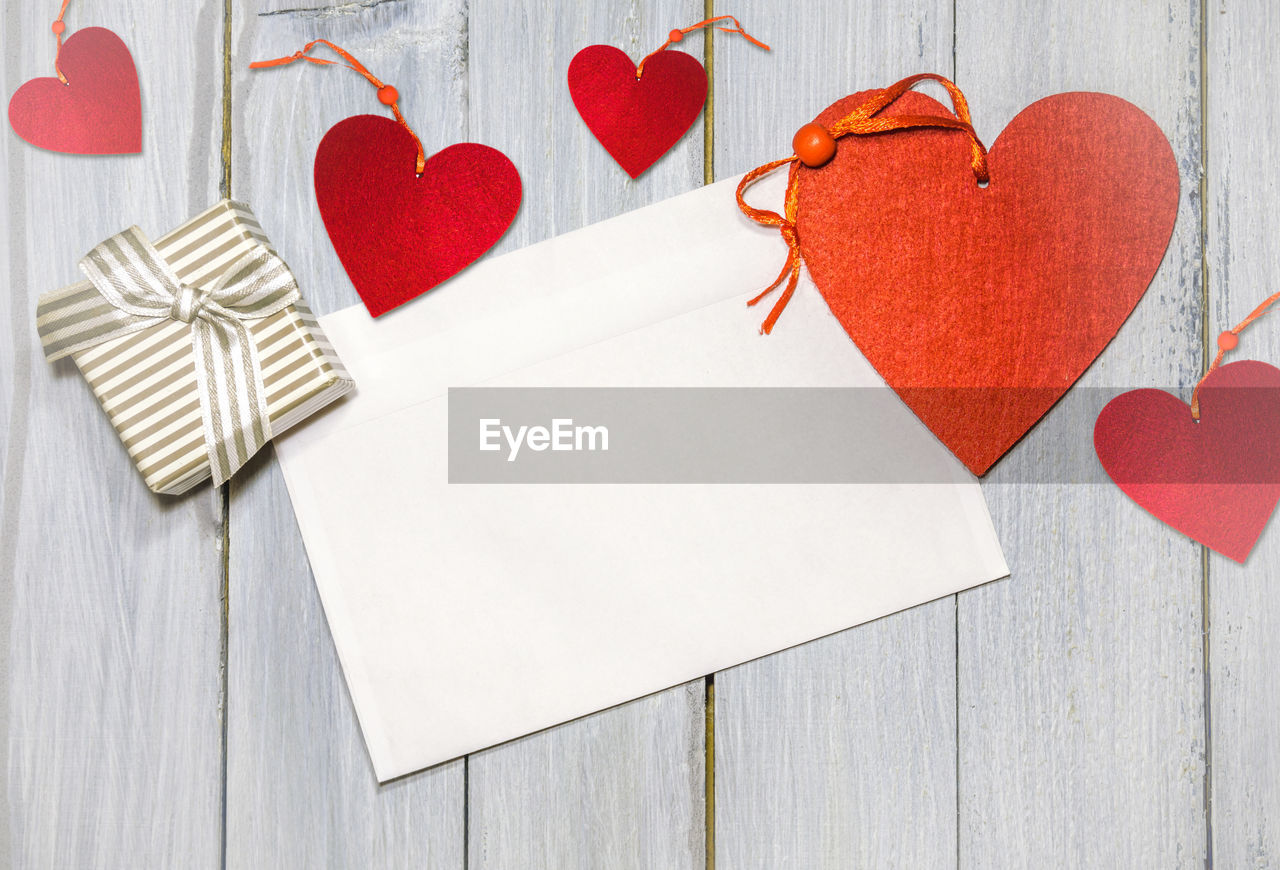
left=635, top=15, right=770, bottom=79
left=737, top=72, right=990, bottom=334
left=1190, top=289, right=1280, bottom=419
left=53, top=0, right=71, bottom=83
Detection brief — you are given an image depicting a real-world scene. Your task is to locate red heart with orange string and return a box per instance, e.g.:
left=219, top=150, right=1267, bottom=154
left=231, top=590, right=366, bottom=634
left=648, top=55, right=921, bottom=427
left=568, top=45, right=706, bottom=179
left=250, top=39, right=521, bottom=318
left=740, top=77, right=1180, bottom=475
left=568, top=17, right=770, bottom=179
left=315, top=116, right=521, bottom=317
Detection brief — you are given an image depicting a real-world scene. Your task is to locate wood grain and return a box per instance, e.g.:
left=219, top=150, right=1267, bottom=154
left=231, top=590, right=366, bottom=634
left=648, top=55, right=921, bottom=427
left=710, top=0, right=955, bottom=176
left=227, top=2, right=465, bottom=868
left=468, top=683, right=705, bottom=870
left=465, top=2, right=707, bottom=867
left=12, top=0, right=1280, bottom=865
left=956, top=1, right=1208, bottom=866
left=229, top=1, right=706, bottom=867
left=1206, top=3, right=1280, bottom=866
left=715, top=599, right=960, bottom=869
left=1, top=0, right=226, bottom=867
left=709, top=3, right=964, bottom=867
left=470, top=0, right=706, bottom=251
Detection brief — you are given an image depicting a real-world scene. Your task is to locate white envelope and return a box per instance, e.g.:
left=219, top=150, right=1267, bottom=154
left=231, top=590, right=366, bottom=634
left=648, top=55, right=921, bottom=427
left=276, top=173, right=1010, bottom=781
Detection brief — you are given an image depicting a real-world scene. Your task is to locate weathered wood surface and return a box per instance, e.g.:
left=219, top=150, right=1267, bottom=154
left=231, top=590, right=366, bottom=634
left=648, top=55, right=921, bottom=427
left=1, top=1, right=227, bottom=868
left=710, top=3, right=966, bottom=867
left=715, top=1, right=1212, bottom=868
left=1207, top=4, right=1280, bottom=867
left=464, top=2, right=707, bottom=868
left=229, top=1, right=705, bottom=868
left=227, top=3, right=466, bottom=868
left=955, top=2, right=1208, bottom=867
left=7, top=0, right=1280, bottom=867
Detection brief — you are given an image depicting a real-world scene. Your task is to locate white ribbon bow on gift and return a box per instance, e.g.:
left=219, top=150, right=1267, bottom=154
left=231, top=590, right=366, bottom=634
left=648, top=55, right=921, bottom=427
left=46, top=227, right=301, bottom=488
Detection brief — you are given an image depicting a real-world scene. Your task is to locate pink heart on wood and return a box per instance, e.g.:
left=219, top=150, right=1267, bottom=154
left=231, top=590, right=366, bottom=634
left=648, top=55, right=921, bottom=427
left=1094, top=359, right=1280, bottom=562
left=7, top=27, right=141, bottom=155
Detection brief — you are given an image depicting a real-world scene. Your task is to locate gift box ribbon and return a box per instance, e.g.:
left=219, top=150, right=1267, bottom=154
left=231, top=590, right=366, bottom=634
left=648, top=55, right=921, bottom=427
left=38, top=227, right=301, bottom=489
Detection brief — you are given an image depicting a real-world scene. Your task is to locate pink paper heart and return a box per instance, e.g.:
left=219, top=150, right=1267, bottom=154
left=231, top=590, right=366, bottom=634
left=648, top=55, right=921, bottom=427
left=1094, top=359, right=1280, bottom=562
left=8, top=27, right=141, bottom=155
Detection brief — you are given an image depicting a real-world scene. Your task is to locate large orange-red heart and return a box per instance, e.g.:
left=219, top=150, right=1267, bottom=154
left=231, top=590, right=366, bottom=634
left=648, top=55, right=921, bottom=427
left=796, top=89, right=1179, bottom=475
left=314, top=115, right=522, bottom=318
left=568, top=45, right=706, bottom=179
left=1094, top=360, right=1280, bottom=563
left=7, top=27, right=141, bottom=155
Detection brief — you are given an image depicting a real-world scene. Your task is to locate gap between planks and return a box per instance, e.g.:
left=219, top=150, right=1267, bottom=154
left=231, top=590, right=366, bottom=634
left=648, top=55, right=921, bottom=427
left=952, top=21, right=961, bottom=868
left=703, top=6, right=717, bottom=870
left=214, top=3, right=725, bottom=867
left=1197, top=0, right=1214, bottom=863
left=219, top=2, right=233, bottom=870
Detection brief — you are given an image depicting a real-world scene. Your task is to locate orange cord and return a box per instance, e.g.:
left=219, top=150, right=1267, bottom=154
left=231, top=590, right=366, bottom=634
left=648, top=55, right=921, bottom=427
left=737, top=73, right=989, bottom=334
left=635, top=15, right=769, bottom=79
left=738, top=157, right=802, bottom=335
left=53, top=0, right=71, bottom=85
left=250, top=39, right=426, bottom=174
left=1190, top=288, right=1280, bottom=419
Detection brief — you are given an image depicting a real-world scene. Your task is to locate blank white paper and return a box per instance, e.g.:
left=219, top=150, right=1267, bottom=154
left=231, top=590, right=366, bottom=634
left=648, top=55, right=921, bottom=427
left=275, top=174, right=1009, bottom=781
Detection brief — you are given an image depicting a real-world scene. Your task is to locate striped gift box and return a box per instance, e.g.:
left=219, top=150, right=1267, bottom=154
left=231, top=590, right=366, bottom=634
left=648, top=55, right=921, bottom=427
left=36, top=200, right=355, bottom=495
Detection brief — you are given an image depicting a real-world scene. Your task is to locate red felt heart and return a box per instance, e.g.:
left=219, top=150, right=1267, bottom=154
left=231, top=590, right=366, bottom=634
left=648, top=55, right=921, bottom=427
left=795, top=89, right=1179, bottom=475
left=568, top=45, right=707, bottom=179
left=7, top=27, right=141, bottom=155
left=314, top=115, right=522, bottom=317
left=1094, top=360, right=1280, bottom=563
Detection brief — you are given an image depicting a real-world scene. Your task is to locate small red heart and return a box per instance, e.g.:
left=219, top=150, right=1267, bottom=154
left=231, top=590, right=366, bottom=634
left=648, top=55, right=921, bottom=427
left=568, top=45, right=707, bottom=179
left=7, top=27, right=141, bottom=155
left=314, top=115, right=522, bottom=318
left=1094, top=360, right=1280, bottom=563
left=795, top=89, right=1180, bottom=475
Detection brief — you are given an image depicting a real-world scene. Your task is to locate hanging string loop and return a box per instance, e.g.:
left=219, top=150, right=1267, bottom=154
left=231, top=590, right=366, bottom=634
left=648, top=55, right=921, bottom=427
left=52, top=0, right=72, bottom=84
left=1190, top=289, right=1280, bottom=420
left=636, top=15, right=770, bottom=79
left=250, top=39, right=427, bottom=175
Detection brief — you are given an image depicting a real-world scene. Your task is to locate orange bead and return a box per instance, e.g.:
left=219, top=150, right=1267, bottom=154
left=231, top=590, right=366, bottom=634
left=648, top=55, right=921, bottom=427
left=377, top=85, right=399, bottom=106
left=793, top=122, right=837, bottom=168
left=1218, top=331, right=1239, bottom=351
left=51, top=20, right=66, bottom=35
left=668, top=29, right=684, bottom=43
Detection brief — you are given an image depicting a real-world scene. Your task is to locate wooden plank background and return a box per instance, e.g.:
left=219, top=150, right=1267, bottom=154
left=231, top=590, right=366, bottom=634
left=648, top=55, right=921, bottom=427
left=3, top=0, right=1276, bottom=866
left=1, top=1, right=227, bottom=867
left=1208, top=3, right=1280, bottom=866
left=953, top=3, right=1208, bottom=866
